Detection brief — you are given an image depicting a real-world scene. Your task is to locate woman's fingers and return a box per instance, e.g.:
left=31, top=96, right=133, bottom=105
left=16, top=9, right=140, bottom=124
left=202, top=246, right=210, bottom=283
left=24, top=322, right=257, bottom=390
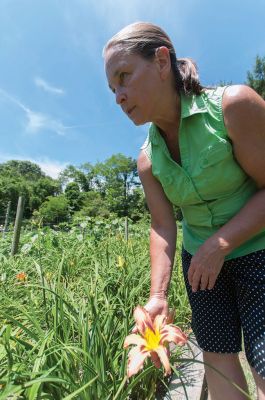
left=207, top=273, right=217, bottom=290
left=188, top=258, right=221, bottom=292
left=188, top=262, right=203, bottom=292
left=187, top=262, right=195, bottom=286
left=131, top=298, right=169, bottom=333
left=200, top=275, right=209, bottom=291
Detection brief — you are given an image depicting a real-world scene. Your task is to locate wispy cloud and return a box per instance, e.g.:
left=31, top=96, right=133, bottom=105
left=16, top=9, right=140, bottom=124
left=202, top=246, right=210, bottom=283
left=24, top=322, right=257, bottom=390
left=34, top=77, right=65, bottom=95
left=0, top=87, right=68, bottom=135
left=0, top=152, right=68, bottom=179
left=37, top=158, right=68, bottom=178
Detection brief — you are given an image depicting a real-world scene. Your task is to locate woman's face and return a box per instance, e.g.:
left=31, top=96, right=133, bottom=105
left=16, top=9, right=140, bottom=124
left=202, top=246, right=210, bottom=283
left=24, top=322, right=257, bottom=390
left=105, top=47, right=163, bottom=126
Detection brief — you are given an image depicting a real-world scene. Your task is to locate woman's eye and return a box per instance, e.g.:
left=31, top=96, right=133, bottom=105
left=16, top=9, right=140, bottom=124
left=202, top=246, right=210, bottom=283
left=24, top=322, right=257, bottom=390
left=120, top=72, right=127, bottom=84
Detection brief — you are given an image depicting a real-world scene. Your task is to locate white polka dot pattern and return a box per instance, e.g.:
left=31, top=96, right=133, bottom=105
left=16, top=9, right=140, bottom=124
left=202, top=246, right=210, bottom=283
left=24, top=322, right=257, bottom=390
left=182, top=248, right=265, bottom=379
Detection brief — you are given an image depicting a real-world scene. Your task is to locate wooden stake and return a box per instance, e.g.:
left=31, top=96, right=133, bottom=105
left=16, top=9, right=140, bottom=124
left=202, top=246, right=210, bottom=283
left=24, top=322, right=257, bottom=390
left=125, top=216, right=128, bottom=242
left=2, top=201, right=11, bottom=238
left=11, top=196, right=25, bottom=256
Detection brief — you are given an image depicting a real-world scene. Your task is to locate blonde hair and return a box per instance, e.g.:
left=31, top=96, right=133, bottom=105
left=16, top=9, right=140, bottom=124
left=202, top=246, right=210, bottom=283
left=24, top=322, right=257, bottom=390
left=103, top=22, right=203, bottom=96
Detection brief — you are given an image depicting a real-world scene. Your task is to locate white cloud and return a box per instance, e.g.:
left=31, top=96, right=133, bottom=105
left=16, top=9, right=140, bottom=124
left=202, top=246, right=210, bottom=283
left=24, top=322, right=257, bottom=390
left=34, top=77, right=65, bottom=95
left=0, top=152, right=68, bottom=179
left=0, top=87, right=68, bottom=135
left=25, top=109, right=67, bottom=136
left=36, top=159, right=68, bottom=179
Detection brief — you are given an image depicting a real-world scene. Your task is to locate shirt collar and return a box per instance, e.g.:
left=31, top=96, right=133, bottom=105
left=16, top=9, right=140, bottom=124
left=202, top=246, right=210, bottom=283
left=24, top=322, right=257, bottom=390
left=149, top=92, right=207, bottom=144
left=180, top=92, right=207, bottom=118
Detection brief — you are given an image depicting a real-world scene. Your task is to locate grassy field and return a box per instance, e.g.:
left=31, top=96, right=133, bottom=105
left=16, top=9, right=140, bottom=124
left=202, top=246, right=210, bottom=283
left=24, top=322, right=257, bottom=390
left=0, top=219, right=191, bottom=399
left=0, top=219, right=256, bottom=399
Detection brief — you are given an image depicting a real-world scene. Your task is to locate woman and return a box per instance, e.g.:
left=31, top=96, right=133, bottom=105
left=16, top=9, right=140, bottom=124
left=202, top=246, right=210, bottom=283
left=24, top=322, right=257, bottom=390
left=103, top=22, right=265, bottom=399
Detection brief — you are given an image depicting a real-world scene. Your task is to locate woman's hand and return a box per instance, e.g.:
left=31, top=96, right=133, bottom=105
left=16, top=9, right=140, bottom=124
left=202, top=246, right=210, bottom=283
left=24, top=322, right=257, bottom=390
left=132, top=296, right=169, bottom=333
left=188, top=237, right=229, bottom=292
left=144, top=296, right=169, bottom=319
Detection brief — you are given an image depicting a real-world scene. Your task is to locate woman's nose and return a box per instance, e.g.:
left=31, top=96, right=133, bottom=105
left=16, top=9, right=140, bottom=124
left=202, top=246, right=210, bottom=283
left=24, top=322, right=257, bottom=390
left=115, top=89, right=126, bottom=105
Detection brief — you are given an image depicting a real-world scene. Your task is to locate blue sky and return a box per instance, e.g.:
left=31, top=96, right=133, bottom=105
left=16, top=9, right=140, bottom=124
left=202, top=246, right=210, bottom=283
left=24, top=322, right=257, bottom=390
left=0, top=0, right=264, bottom=178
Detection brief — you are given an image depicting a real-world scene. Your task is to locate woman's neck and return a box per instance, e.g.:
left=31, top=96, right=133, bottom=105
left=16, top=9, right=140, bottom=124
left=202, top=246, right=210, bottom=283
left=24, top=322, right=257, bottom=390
left=153, top=89, right=181, bottom=140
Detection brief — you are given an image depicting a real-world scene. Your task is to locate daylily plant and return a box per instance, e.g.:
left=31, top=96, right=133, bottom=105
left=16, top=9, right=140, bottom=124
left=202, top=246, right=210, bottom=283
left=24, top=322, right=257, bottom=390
left=16, top=272, right=27, bottom=282
left=124, top=306, right=187, bottom=377
left=117, top=255, right=126, bottom=268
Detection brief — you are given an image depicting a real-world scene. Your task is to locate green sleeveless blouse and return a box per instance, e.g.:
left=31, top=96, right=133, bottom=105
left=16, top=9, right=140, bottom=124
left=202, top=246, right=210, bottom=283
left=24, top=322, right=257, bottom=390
left=142, top=86, right=265, bottom=259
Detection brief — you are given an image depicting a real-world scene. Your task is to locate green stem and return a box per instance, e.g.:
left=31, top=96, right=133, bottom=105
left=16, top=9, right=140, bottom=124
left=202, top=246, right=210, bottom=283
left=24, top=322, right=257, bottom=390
left=112, top=375, right=128, bottom=400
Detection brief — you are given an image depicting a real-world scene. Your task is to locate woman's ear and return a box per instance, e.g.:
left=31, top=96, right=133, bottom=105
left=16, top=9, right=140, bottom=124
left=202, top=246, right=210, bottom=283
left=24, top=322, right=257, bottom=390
left=155, top=46, right=171, bottom=80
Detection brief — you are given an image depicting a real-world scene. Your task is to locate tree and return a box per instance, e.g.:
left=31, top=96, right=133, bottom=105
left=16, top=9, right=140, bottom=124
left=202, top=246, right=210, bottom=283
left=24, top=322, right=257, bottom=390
left=59, top=163, right=94, bottom=192
left=0, top=160, right=44, bottom=180
left=246, top=55, right=265, bottom=99
left=29, top=177, right=60, bottom=213
left=0, top=175, right=29, bottom=219
left=64, top=182, right=83, bottom=212
left=94, top=154, right=140, bottom=217
left=218, top=80, right=233, bottom=87
left=75, top=191, right=110, bottom=218
left=39, top=195, right=70, bottom=224
left=127, top=187, right=149, bottom=221
left=0, top=160, right=60, bottom=219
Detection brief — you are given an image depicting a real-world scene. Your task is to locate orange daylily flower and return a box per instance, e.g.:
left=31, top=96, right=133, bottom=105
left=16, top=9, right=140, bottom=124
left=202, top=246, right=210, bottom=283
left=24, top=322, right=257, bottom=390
left=16, top=272, right=27, bottom=282
left=124, top=306, right=187, bottom=378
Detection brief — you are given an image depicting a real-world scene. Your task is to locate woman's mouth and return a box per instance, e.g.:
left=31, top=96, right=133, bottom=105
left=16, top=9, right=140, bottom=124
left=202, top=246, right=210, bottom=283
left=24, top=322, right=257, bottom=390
left=127, top=106, right=136, bottom=116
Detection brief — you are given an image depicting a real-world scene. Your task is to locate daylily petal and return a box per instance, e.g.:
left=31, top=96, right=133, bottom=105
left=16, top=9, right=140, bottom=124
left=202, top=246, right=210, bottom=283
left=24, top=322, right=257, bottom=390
left=153, top=309, right=175, bottom=331
left=150, top=351, right=161, bottom=368
left=160, top=325, right=187, bottom=346
left=128, top=345, right=142, bottom=360
left=153, top=314, right=167, bottom=332
left=127, top=348, right=150, bottom=378
left=133, top=306, right=154, bottom=335
left=166, top=308, right=175, bottom=324
left=156, top=345, right=171, bottom=376
left=124, top=333, right=146, bottom=348
left=125, top=307, right=187, bottom=378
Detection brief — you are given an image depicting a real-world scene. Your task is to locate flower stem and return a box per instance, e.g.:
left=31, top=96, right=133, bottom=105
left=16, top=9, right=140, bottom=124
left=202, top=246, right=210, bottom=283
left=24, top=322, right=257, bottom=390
left=113, top=375, right=128, bottom=400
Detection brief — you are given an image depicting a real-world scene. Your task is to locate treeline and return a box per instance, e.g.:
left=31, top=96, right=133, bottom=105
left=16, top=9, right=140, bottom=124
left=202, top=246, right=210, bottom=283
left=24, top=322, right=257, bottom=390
left=246, top=55, right=265, bottom=99
left=0, top=154, right=148, bottom=225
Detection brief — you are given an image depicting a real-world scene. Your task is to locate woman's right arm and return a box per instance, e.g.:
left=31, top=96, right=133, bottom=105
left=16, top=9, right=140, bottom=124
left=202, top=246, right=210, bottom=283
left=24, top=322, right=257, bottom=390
left=137, top=150, right=177, bottom=319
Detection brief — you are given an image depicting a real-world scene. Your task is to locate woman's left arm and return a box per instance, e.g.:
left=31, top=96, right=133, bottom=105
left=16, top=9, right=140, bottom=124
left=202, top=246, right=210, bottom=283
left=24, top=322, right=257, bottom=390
left=188, top=85, right=265, bottom=292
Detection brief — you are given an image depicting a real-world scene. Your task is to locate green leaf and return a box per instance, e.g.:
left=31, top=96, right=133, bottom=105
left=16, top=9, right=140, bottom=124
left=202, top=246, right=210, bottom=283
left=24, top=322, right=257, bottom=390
left=61, top=375, right=98, bottom=400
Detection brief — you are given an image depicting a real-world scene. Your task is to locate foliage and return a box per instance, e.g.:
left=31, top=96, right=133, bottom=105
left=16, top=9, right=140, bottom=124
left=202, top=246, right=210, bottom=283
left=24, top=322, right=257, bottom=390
left=38, top=195, right=70, bottom=224
left=65, top=182, right=83, bottom=213
left=0, top=160, right=43, bottom=180
left=58, top=154, right=146, bottom=222
left=74, top=191, right=111, bottom=218
left=218, top=80, right=233, bottom=87
left=94, top=153, right=140, bottom=218
left=0, top=160, right=60, bottom=220
left=246, top=55, right=265, bottom=99
left=59, top=163, right=94, bottom=192
left=0, top=220, right=190, bottom=399
left=0, top=155, right=148, bottom=224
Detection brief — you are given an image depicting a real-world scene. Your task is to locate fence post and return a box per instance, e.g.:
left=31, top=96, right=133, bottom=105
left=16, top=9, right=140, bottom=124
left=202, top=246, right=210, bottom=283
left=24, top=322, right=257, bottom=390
left=11, top=196, right=25, bottom=256
left=125, top=216, right=129, bottom=242
left=2, top=201, right=11, bottom=238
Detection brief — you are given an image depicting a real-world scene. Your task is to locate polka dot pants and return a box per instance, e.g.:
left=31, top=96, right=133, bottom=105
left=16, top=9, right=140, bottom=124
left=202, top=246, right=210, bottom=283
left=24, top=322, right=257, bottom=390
left=182, top=248, right=265, bottom=379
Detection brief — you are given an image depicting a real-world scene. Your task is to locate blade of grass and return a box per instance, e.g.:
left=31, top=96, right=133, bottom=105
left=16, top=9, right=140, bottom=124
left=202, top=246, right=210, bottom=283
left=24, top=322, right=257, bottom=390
left=61, top=375, right=98, bottom=400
